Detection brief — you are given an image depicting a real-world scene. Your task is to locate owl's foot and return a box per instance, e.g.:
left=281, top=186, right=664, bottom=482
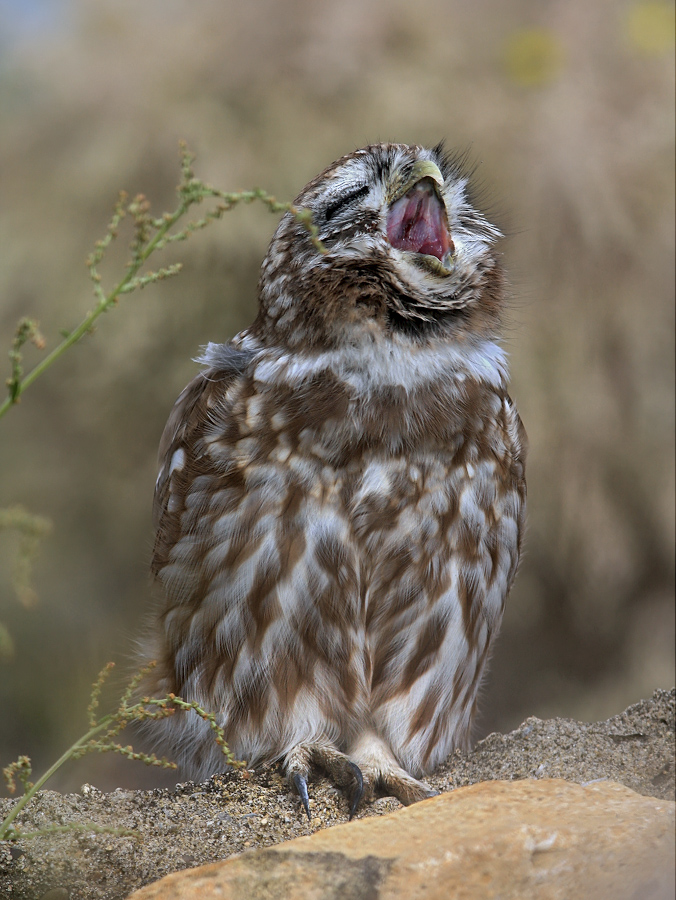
left=284, top=735, right=437, bottom=820
left=350, top=732, right=438, bottom=809
left=365, top=763, right=438, bottom=807
left=285, top=741, right=364, bottom=821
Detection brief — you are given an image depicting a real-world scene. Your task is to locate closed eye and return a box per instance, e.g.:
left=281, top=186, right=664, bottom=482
left=324, top=185, right=370, bottom=222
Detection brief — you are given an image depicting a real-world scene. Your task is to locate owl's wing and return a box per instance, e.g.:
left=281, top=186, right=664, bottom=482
left=152, top=344, right=253, bottom=574
left=154, top=374, right=205, bottom=528
left=149, top=343, right=364, bottom=764
left=503, top=393, right=528, bottom=503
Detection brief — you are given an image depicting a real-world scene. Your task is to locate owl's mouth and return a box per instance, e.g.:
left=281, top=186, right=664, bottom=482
left=386, top=177, right=453, bottom=269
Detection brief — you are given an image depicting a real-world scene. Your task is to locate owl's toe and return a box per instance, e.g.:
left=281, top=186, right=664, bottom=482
left=345, top=760, right=364, bottom=820
left=284, top=740, right=365, bottom=821
left=381, top=769, right=438, bottom=807
left=292, top=772, right=311, bottom=821
left=349, top=733, right=438, bottom=807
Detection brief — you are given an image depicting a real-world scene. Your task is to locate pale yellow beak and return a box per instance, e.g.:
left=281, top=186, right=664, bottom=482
left=387, top=159, right=445, bottom=205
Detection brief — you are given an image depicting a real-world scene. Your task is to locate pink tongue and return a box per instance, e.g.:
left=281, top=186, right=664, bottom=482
left=386, top=179, right=451, bottom=261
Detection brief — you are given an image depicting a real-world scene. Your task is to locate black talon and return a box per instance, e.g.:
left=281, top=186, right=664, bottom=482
left=292, top=772, right=311, bottom=821
left=346, top=761, right=364, bottom=820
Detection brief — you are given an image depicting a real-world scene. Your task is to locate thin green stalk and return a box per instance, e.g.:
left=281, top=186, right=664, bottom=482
left=0, top=200, right=187, bottom=421
left=1, top=661, right=243, bottom=843
left=0, top=157, right=324, bottom=421
left=0, top=718, right=111, bottom=841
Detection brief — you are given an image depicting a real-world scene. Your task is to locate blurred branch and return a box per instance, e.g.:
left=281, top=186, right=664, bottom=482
left=0, top=506, right=53, bottom=609
left=0, top=143, right=324, bottom=421
left=0, top=505, right=53, bottom=661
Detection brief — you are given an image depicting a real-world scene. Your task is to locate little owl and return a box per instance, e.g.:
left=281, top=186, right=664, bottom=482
left=142, top=142, right=527, bottom=818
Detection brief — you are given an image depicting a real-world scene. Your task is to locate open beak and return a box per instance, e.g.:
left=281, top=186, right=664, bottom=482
left=386, top=160, right=453, bottom=268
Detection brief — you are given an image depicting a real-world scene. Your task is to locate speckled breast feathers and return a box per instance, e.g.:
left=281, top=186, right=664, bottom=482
left=143, top=142, right=526, bottom=814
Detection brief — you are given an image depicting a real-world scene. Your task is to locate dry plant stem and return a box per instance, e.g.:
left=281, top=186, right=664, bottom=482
left=0, top=717, right=126, bottom=841
left=6, top=318, right=45, bottom=403
left=0, top=146, right=324, bottom=421
left=0, top=196, right=173, bottom=420
left=0, top=661, right=244, bottom=842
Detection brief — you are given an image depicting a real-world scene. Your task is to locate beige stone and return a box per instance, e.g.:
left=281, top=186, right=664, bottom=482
left=127, top=778, right=675, bottom=900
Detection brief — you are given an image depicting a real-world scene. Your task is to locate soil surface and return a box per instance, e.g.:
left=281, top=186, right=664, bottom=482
left=1, top=688, right=673, bottom=900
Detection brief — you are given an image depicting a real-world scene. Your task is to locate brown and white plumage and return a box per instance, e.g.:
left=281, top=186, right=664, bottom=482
left=142, top=143, right=527, bottom=816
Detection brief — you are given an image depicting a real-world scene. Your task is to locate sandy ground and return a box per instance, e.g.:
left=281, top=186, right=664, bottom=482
left=0, top=689, right=673, bottom=900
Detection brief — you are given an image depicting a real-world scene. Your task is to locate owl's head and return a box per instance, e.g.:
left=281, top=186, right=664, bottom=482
left=255, top=143, right=504, bottom=350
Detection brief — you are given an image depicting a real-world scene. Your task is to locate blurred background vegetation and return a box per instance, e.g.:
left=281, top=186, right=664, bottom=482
left=0, top=0, right=673, bottom=794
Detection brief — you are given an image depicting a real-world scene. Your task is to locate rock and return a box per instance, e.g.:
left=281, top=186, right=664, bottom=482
left=0, top=689, right=673, bottom=900
left=127, top=779, right=675, bottom=900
